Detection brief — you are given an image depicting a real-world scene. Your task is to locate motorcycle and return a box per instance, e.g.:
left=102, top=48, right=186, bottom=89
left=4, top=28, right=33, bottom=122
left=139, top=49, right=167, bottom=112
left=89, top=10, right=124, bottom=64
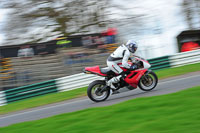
left=83, top=56, right=158, bottom=102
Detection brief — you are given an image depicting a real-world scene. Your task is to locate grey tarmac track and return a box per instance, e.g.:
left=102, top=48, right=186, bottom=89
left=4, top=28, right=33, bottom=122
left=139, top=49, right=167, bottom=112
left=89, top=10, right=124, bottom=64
left=0, top=71, right=200, bottom=127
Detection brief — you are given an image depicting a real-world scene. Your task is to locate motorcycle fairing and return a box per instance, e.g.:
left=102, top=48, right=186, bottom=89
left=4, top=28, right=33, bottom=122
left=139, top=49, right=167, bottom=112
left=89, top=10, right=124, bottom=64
left=124, top=69, right=148, bottom=88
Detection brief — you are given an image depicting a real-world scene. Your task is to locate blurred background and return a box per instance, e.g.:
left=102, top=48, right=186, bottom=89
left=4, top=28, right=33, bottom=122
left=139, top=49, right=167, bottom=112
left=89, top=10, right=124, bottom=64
left=0, top=0, right=200, bottom=91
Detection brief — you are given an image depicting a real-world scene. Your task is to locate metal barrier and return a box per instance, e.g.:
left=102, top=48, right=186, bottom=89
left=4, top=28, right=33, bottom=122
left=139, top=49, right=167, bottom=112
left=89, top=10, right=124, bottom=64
left=3, top=80, right=58, bottom=103
left=56, top=73, right=103, bottom=92
left=169, top=49, right=200, bottom=67
left=148, top=56, right=171, bottom=70
left=0, top=50, right=199, bottom=106
left=0, top=91, right=6, bottom=106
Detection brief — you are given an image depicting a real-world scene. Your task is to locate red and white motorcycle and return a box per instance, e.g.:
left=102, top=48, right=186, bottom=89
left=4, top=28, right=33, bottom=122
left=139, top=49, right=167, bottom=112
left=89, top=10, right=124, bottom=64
left=83, top=56, right=158, bottom=102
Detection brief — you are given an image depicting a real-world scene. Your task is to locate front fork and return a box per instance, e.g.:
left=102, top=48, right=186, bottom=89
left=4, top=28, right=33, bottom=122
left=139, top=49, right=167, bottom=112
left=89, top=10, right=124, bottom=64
left=142, top=70, right=152, bottom=81
left=145, top=70, right=152, bottom=75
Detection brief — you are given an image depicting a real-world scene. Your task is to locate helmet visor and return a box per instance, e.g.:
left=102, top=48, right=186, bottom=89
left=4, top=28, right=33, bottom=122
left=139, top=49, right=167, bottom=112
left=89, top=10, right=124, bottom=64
left=130, top=46, right=137, bottom=53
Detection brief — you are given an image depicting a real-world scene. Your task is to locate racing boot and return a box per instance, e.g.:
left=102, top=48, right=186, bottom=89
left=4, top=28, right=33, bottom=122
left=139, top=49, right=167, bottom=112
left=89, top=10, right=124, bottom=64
left=107, top=75, right=122, bottom=94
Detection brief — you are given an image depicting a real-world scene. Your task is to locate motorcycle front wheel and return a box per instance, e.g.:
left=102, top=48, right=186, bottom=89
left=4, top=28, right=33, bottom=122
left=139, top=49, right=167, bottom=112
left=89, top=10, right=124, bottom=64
left=138, top=71, right=158, bottom=91
left=87, top=80, right=110, bottom=102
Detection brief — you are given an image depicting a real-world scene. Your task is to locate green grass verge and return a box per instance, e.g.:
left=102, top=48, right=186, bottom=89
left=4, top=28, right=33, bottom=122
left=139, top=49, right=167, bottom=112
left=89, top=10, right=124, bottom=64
left=0, top=87, right=87, bottom=115
left=156, top=63, right=200, bottom=79
left=0, top=63, right=199, bottom=115
left=1, top=86, right=200, bottom=133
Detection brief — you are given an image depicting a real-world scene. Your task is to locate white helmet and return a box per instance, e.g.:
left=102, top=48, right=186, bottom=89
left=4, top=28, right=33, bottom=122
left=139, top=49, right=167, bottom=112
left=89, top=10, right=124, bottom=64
left=126, top=40, right=138, bottom=53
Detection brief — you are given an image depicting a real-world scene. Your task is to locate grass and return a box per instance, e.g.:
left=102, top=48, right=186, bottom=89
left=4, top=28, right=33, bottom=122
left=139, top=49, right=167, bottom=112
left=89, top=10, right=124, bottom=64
left=0, top=87, right=87, bottom=115
left=0, top=63, right=199, bottom=115
left=1, top=86, right=200, bottom=133
left=156, top=63, right=200, bottom=79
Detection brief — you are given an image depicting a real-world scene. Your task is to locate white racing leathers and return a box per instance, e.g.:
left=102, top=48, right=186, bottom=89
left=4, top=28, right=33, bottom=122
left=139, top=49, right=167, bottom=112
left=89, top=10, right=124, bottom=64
left=107, top=44, right=131, bottom=73
left=106, top=44, right=132, bottom=90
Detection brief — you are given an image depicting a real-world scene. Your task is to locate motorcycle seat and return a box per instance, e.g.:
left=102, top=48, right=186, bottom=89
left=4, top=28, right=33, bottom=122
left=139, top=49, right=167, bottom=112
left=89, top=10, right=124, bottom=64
left=100, top=67, right=113, bottom=74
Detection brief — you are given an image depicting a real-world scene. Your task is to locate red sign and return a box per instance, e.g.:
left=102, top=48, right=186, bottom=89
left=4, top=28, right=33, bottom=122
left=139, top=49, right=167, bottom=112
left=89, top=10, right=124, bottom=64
left=181, top=42, right=199, bottom=52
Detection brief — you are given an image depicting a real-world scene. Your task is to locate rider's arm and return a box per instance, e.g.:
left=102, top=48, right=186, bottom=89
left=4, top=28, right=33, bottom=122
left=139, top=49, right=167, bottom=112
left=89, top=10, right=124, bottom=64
left=122, top=50, right=131, bottom=69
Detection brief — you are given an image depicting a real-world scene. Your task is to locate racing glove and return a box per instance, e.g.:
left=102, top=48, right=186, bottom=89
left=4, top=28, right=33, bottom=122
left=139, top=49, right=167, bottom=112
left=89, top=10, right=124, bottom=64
left=130, top=64, right=138, bottom=70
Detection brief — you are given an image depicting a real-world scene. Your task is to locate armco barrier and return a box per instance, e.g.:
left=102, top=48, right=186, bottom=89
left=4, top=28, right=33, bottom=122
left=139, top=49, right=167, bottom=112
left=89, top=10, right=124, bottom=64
left=0, top=50, right=199, bottom=106
left=169, top=49, right=200, bottom=67
left=4, top=80, right=58, bottom=103
left=148, top=56, right=171, bottom=70
left=56, top=73, right=103, bottom=92
left=0, top=91, right=7, bottom=106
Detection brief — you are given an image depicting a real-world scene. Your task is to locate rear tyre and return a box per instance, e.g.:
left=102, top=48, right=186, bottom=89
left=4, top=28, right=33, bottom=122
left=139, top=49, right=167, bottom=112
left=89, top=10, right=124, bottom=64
left=87, top=80, right=110, bottom=102
left=138, top=71, right=158, bottom=91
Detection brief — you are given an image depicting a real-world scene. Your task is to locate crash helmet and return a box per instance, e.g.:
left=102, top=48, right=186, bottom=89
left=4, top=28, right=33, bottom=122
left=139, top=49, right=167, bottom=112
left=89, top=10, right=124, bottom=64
left=126, top=40, right=138, bottom=53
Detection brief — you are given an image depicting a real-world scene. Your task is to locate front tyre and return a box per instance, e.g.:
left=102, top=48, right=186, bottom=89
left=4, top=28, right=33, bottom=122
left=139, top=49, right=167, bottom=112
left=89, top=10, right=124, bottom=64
left=138, top=71, right=158, bottom=91
left=87, top=80, right=110, bottom=102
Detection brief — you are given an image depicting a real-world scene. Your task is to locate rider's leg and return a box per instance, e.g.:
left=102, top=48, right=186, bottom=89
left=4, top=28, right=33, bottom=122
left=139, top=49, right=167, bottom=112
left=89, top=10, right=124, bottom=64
left=107, top=61, right=123, bottom=90
left=107, top=75, right=121, bottom=89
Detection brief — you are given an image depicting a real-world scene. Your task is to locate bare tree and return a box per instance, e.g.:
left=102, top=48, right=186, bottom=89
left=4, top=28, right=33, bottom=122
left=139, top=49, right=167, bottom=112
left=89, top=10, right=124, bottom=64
left=0, top=0, right=144, bottom=46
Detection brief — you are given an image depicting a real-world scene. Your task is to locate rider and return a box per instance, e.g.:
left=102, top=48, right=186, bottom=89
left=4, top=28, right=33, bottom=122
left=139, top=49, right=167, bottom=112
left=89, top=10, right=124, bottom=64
left=107, top=39, right=138, bottom=90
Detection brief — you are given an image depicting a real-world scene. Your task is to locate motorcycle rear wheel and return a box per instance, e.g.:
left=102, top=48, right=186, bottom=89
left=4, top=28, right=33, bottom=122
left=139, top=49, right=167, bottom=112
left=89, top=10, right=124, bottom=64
left=87, top=80, right=110, bottom=102
left=138, top=71, right=158, bottom=91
